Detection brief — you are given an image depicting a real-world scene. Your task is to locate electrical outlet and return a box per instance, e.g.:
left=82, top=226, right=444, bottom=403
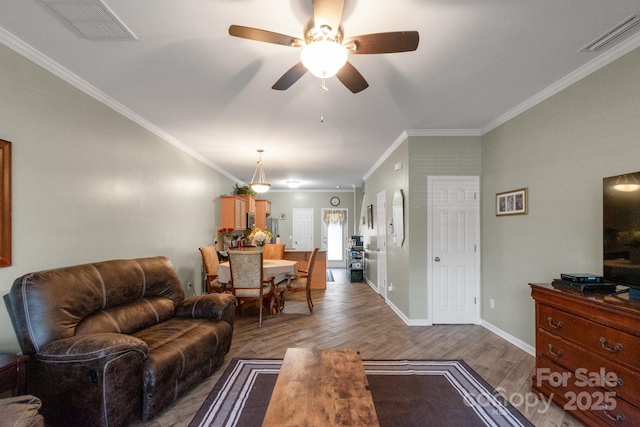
left=490, top=298, right=495, bottom=309
left=388, top=282, right=393, bottom=292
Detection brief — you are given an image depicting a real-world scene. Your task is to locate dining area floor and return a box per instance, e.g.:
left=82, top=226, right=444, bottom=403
left=133, top=268, right=582, bottom=427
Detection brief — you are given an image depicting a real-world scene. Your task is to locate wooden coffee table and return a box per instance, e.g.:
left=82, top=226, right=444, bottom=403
left=262, top=348, right=380, bottom=427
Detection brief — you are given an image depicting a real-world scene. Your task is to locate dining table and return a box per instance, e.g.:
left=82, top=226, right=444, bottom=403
left=217, top=259, right=298, bottom=285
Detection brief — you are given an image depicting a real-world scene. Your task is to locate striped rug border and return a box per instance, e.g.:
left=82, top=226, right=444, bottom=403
left=190, top=358, right=532, bottom=427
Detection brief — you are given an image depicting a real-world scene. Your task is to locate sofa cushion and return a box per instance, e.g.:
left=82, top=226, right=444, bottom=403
left=132, top=317, right=233, bottom=419
left=76, top=296, right=176, bottom=335
left=0, top=395, right=45, bottom=427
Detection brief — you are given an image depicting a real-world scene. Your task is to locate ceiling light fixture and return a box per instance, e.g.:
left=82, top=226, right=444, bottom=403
left=287, top=181, right=300, bottom=188
left=250, top=149, right=270, bottom=193
left=613, top=174, right=640, bottom=192
left=300, top=24, right=348, bottom=79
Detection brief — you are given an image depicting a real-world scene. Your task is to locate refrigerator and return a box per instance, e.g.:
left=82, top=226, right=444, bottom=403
left=266, top=218, right=279, bottom=243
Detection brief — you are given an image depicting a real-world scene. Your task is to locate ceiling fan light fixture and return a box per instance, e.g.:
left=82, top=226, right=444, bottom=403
left=614, top=174, right=640, bottom=192
left=301, top=40, right=348, bottom=78
left=250, top=149, right=270, bottom=193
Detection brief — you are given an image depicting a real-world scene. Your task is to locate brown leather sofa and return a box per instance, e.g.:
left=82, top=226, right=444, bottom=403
left=4, top=256, right=236, bottom=427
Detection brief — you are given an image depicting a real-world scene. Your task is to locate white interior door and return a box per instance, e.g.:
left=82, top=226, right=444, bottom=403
left=376, top=191, right=387, bottom=297
left=429, top=177, right=480, bottom=324
left=292, top=208, right=314, bottom=251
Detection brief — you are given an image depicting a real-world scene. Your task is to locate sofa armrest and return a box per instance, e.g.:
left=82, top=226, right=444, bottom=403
left=36, top=332, right=148, bottom=362
left=175, top=293, right=236, bottom=326
left=29, top=333, right=148, bottom=427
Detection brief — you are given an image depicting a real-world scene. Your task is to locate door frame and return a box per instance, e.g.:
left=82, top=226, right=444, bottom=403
left=427, top=176, right=481, bottom=325
left=321, top=208, right=348, bottom=269
left=376, top=190, right=387, bottom=298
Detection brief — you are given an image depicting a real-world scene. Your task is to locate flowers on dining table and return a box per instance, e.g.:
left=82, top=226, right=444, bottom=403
left=249, top=227, right=273, bottom=246
left=218, top=227, right=235, bottom=239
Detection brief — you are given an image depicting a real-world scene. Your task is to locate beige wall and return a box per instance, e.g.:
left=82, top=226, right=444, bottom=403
left=0, top=43, right=235, bottom=352
left=481, top=46, right=640, bottom=346
left=259, top=191, right=356, bottom=254
left=362, top=136, right=481, bottom=321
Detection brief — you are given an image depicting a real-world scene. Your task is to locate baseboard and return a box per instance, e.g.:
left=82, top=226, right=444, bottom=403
left=481, top=320, right=535, bottom=356
left=365, top=278, right=534, bottom=352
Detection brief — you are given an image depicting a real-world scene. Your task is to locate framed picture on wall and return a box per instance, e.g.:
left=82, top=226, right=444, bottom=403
left=367, top=204, right=374, bottom=229
left=496, top=188, right=527, bottom=216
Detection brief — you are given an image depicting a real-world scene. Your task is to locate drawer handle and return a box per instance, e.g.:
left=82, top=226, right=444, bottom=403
left=548, top=344, right=564, bottom=357
left=601, top=368, right=624, bottom=387
left=600, top=337, right=623, bottom=353
left=603, top=405, right=625, bottom=422
left=547, top=317, right=563, bottom=329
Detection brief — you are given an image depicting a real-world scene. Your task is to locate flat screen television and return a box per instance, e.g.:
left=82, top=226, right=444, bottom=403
left=603, top=170, right=640, bottom=295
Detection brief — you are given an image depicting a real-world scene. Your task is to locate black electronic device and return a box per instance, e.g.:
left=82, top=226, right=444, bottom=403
left=552, top=279, right=616, bottom=293
left=603, top=170, right=640, bottom=298
left=560, top=273, right=604, bottom=283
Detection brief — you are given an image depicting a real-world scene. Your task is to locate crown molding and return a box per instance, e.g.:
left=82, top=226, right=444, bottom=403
left=0, top=26, right=241, bottom=183
left=481, top=31, right=640, bottom=134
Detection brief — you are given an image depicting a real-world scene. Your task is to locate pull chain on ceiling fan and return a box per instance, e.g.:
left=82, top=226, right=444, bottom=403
left=228, top=0, right=419, bottom=94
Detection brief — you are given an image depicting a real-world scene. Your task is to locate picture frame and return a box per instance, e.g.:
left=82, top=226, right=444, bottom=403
left=496, top=188, right=527, bottom=216
left=0, top=139, right=11, bottom=266
left=367, top=204, right=373, bottom=229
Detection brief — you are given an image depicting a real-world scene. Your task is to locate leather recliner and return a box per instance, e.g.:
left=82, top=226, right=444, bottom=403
left=4, top=256, right=236, bottom=427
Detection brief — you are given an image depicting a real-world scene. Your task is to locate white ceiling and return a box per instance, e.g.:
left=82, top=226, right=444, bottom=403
left=1, top=0, right=640, bottom=191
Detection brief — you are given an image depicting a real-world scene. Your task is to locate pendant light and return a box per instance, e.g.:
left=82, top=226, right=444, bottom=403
left=250, top=149, right=270, bottom=193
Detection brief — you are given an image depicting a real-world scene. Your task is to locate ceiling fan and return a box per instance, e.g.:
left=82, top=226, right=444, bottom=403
left=229, top=0, right=419, bottom=93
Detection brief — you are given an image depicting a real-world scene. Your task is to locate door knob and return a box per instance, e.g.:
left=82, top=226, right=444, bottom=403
left=434, top=257, right=440, bottom=262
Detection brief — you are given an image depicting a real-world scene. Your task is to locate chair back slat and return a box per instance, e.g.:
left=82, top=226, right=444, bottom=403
left=262, top=244, right=285, bottom=260
left=305, top=247, right=319, bottom=284
left=228, top=251, right=263, bottom=289
left=199, top=246, right=219, bottom=276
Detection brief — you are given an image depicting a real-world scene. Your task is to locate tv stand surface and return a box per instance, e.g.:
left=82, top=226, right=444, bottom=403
left=530, top=283, right=640, bottom=426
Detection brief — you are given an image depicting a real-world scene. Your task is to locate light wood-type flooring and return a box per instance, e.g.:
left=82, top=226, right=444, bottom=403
left=133, top=269, right=583, bottom=427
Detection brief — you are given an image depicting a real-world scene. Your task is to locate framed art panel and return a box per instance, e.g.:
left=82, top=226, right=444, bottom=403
left=0, top=139, right=11, bottom=266
left=496, top=188, right=527, bottom=216
left=367, top=204, right=373, bottom=229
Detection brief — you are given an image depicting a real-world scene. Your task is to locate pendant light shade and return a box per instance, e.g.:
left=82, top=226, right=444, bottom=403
left=250, top=149, right=270, bottom=193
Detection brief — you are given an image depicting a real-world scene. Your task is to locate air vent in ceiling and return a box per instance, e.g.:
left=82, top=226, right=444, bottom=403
left=581, top=14, right=640, bottom=52
left=40, top=0, right=137, bottom=41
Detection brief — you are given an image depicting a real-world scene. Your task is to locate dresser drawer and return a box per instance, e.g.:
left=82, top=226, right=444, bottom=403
left=538, top=304, right=640, bottom=369
left=537, top=329, right=640, bottom=404
left=535, top=357, right=640, bottom=427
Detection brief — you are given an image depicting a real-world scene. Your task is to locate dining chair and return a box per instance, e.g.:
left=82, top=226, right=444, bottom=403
left=283, top=247, right=319, bottom=313
left=228, top=250, right=275, bottom=326
left=199, top=246, right=232, bottom=293
left=262, top=243, right=285, bottom=260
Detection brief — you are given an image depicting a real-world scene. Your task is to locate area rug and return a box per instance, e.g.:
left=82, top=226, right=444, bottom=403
left=189, top=358, right=533, bottom=427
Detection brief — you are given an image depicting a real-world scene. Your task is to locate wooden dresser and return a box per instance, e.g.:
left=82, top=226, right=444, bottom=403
left=530, top=283, right=640, bottom=426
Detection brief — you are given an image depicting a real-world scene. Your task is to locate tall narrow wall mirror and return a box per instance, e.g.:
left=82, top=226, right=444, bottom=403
left=392, top=189, right=404, bottom=247
left=0, top=139, right=11, bottom=266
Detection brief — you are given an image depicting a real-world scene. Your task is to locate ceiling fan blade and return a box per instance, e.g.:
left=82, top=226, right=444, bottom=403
left=313, top=0, right=344, bottom=34
left=344, top=31, right=419, bottom=54
left=229, top=25, right=303, bottom=47
left=272, top=62, right=309, bottom=90
left=336, top=61, right=369, bottom=94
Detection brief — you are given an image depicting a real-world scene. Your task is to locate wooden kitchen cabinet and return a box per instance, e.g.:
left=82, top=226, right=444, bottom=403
left=220, top=196, right=247, bottom=229
left=238, top=195, right=255, bottom=214
left=255, top=199, right=271, bottom=230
